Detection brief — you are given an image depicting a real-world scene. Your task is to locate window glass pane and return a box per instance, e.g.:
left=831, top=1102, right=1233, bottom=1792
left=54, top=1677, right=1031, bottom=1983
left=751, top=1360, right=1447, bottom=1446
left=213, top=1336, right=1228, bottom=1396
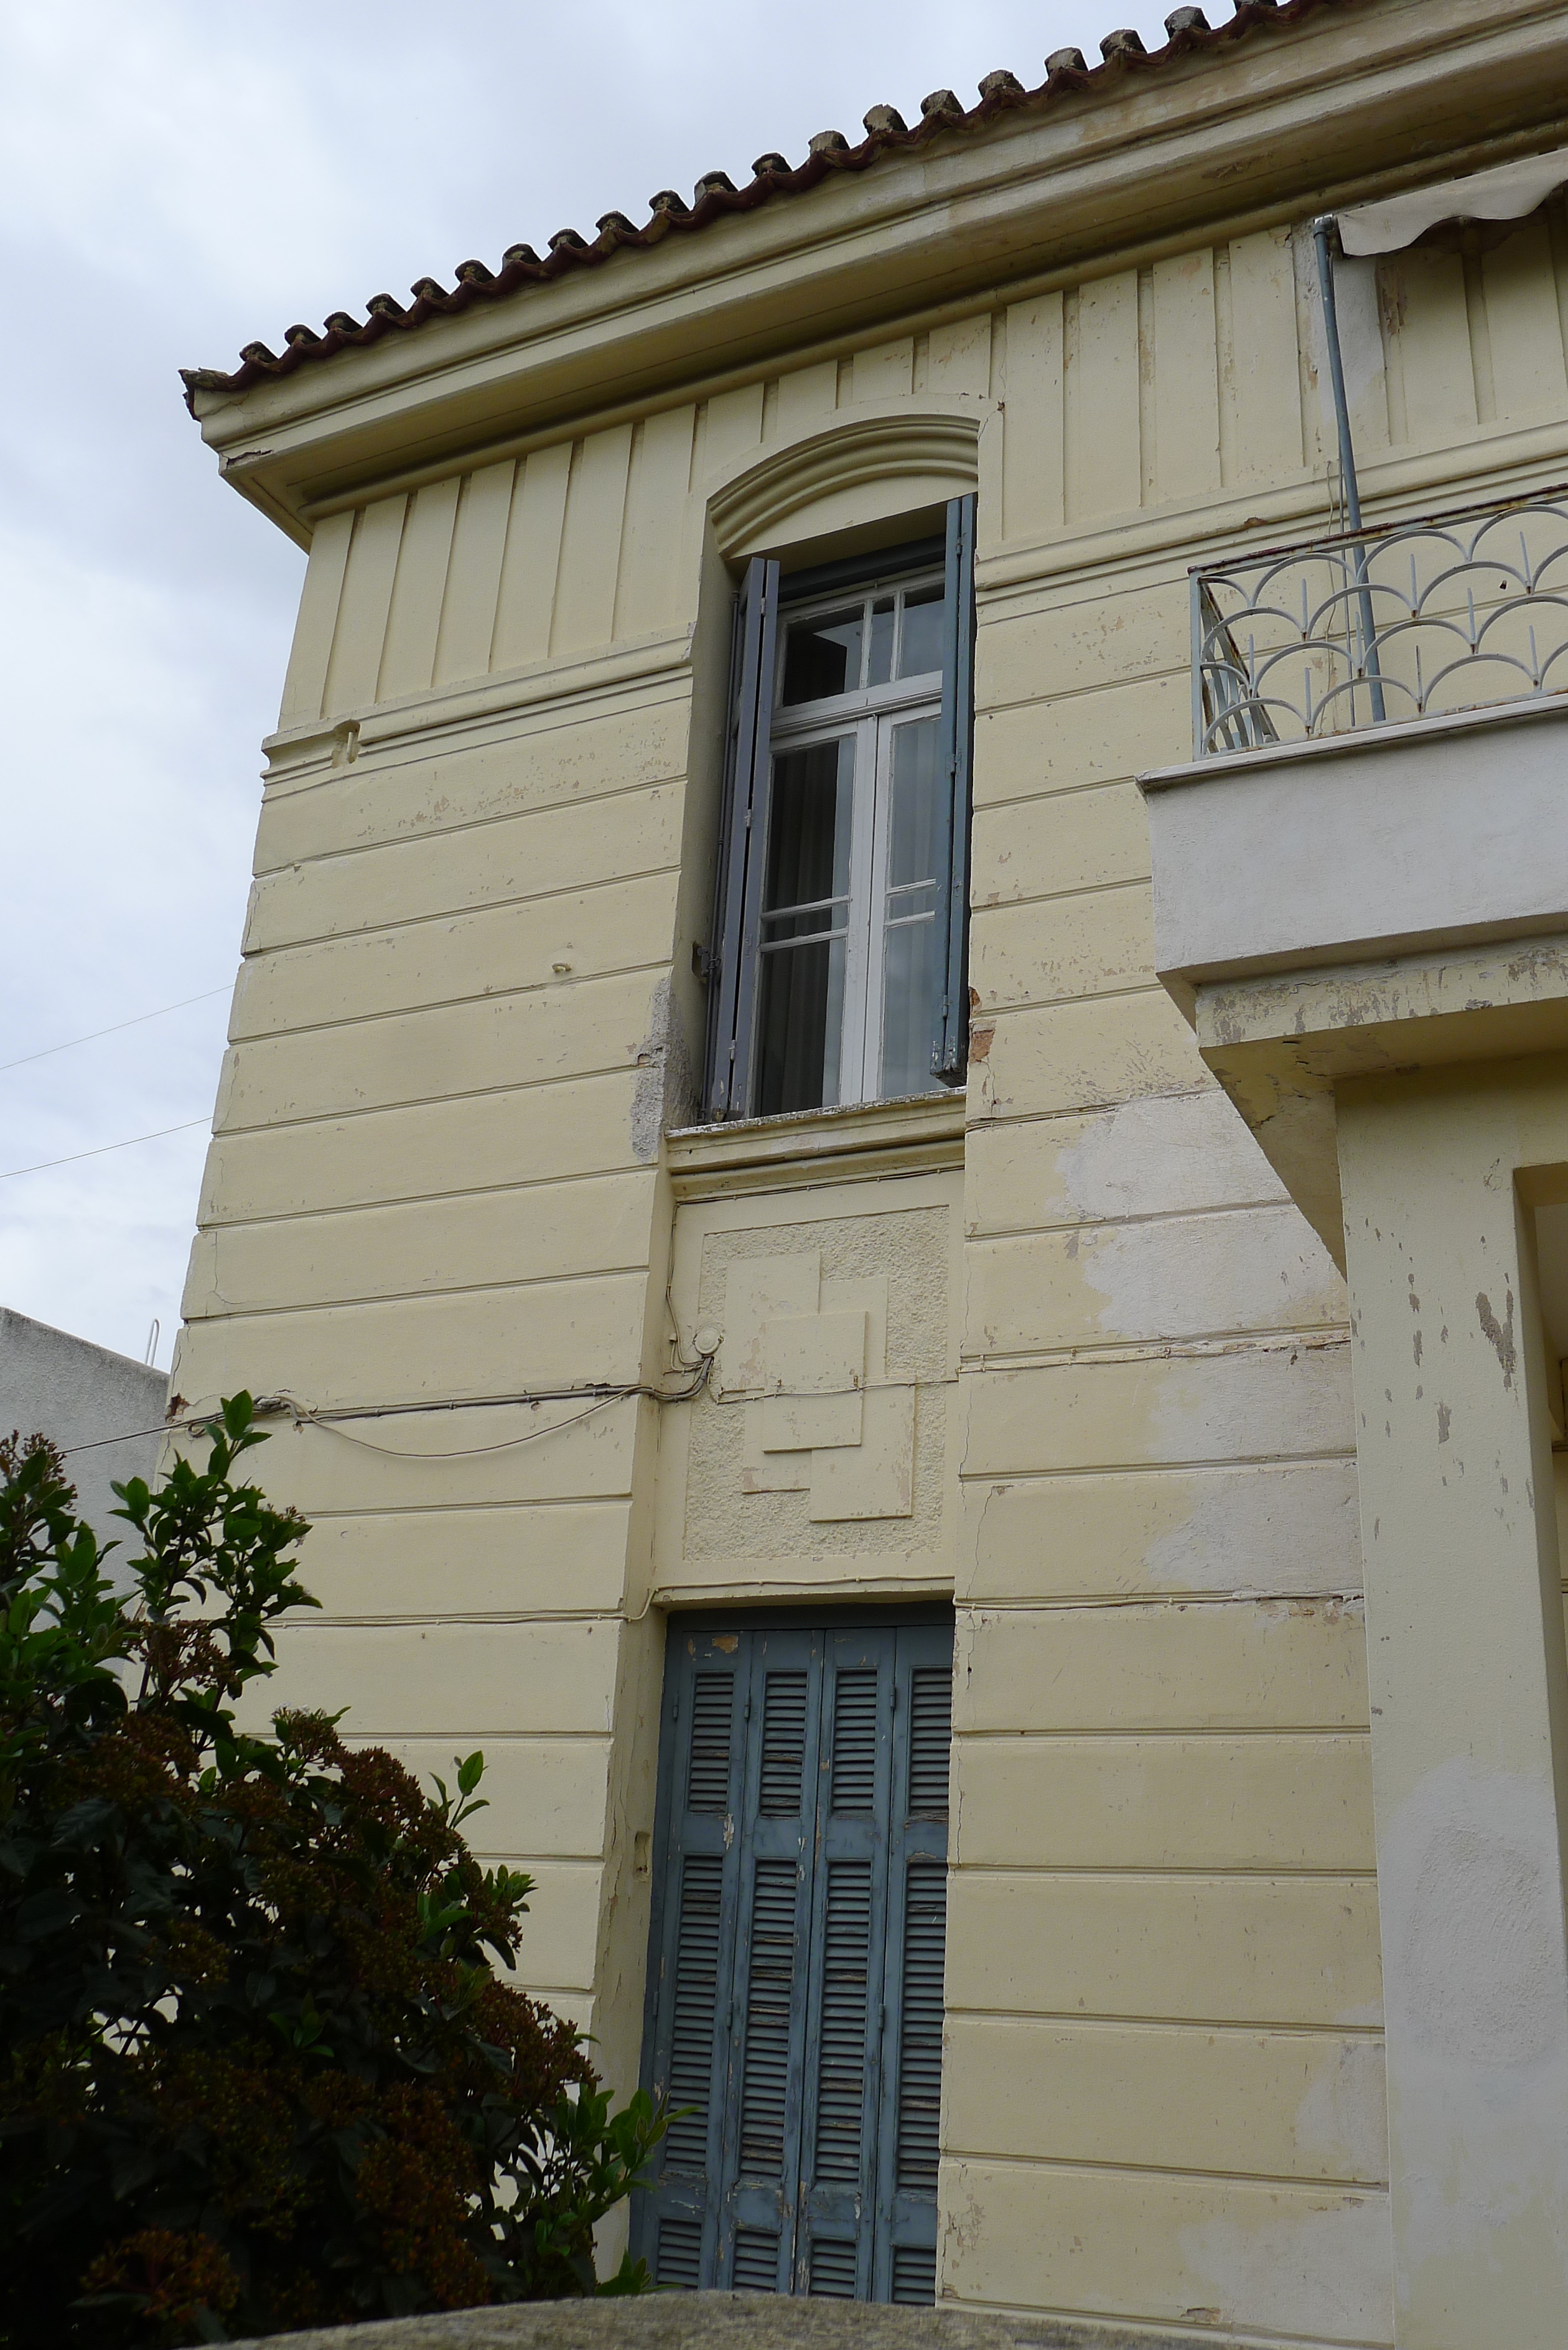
left=879, top=716, right=945, bottom=1101
left=763, top=738, right=853, bottom=917
left=782, top=607, right=865, bottom=705
left=757, top=938, right=847, bottom=1115
left=757, top=738, right=853, bottom=1116
left=895, top=585, right=945, bottom=681
left=886, top=716, right=945, bottom=890
left=866, top=598, right=895, bottom=689
left=879, top=919, right=940, bottom=1102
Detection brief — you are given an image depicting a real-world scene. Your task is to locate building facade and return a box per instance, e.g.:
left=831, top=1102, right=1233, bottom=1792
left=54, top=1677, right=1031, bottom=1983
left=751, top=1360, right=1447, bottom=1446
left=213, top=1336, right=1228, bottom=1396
left=177, top=2, right=1568, bottom=2341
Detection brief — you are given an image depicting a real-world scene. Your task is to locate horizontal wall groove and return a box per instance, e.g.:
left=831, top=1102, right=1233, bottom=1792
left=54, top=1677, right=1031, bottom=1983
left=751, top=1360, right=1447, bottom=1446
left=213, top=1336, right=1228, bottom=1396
left=949, top=2013, right=1386, bottom=2044
left=245, top=852, right=682, bottom=959
left=958, top=1326, right=1351, bottom=1372
left=970, top=1084, right=1213, bottom=1136
left=974, top=662, right=1187, bottom=724
left=228, top=948, right=671, bottom=1048
left=973, top=771, right=1154, bottom=814
left=289, top=1494, right=634, bottom=1520
left=937, top=2145, right=1388, bottom=2193
left=954, top=1593, right=1364, bottom=1611
left=958, top=1453, right=1358, bottom=1486
left=198, top=1161, right=648, bottom=1233
left=938, top=2287, right=1389, bottom=2350
left=186, top=1259, right=653, bottom=1323
left=945, top=2005, right=1384, bottom=2041
left=976, top=978, right=1165, bottom=1020
left=973, top=876, right=1153, bottom=919
left=950, top=1864, right=1378, bottom=1883
left=318, top=1621, right=631, bottom=1637
left=214, top=1052, right=655, bottom=1138
left=953, top=1723, right=1371, bottom=1739
left=964, top=1197, right=1297, bottom=1244
left=253, top=765, right=686, bottom=876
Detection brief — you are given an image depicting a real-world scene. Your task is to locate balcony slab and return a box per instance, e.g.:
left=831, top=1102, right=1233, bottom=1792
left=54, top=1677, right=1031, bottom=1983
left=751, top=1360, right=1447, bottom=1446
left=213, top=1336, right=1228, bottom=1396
left=1139, top=695, right=1568, bottom=1267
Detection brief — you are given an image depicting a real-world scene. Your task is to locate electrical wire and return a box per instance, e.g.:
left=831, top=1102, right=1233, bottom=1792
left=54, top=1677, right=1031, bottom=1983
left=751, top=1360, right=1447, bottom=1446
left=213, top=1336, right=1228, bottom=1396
left=56, top=1359, right=716, bottom=1461
left=0, top=988, right=229, bottom=1075
left=0, top=1118, right=211, bottom=1182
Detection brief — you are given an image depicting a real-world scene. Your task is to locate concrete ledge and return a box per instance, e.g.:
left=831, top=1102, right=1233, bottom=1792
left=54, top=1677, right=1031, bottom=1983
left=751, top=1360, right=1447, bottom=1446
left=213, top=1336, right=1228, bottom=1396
left=231, top=2295, right=1236, bottom=2350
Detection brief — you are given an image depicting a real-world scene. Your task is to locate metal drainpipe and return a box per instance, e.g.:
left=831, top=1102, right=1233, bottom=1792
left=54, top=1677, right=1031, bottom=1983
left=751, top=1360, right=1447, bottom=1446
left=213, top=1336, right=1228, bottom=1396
left=1312, top=213, right=1387, bottom=723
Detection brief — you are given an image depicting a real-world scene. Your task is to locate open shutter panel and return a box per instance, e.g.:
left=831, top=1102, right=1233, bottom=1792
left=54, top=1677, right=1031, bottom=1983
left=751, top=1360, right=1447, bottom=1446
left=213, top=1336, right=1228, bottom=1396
left=635, top=1639, right=747, bottom=2288
left=931, top=494, right=976, bottom=1086
left=874, top=1627, right=953, bottom=2305
left=706, top=555, right=780, bottom=1120
left=721, top=1630, right=821, bottom=2291
left=798, top=1631, right=897, bottom=2299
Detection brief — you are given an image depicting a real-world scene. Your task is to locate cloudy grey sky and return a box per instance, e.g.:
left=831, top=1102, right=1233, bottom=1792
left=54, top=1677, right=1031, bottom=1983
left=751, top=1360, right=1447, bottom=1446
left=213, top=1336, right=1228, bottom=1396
left=1, top=0, right=1174, bottom=1367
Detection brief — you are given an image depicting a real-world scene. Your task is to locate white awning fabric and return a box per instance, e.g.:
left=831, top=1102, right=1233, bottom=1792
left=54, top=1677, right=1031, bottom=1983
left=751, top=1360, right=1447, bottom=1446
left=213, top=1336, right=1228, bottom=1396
left=1337, top=148, right=1568, bottom=258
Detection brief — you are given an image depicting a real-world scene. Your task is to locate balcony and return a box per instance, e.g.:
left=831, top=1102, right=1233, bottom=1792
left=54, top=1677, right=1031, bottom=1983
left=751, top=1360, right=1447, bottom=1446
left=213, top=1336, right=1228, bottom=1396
left=1139, top=487, right=1568, bottom=1261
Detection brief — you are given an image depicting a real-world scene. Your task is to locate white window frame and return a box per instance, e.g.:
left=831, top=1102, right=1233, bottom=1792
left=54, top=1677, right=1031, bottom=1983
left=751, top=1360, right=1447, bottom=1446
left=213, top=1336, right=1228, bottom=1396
left=762, top=573, right=945, bottom=1110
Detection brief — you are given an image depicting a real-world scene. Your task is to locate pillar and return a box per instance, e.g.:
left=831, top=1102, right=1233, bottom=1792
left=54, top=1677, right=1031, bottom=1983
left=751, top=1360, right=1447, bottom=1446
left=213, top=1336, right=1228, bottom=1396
left=1336, top=1059, right=1568, bottom=2348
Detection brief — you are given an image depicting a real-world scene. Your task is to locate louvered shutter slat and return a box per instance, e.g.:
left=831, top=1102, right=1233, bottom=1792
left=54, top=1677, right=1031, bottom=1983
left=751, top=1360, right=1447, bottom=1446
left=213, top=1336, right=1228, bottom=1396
left=739, top=1859, right=800, bottom=2175
left=814, top=1859, right=873, bottom=2180
left=662, top=1855, right=725, bottom=2169
left=829, top=1667, right=879, bottom=1811
left=894, top=1856, right=946, bottom=2194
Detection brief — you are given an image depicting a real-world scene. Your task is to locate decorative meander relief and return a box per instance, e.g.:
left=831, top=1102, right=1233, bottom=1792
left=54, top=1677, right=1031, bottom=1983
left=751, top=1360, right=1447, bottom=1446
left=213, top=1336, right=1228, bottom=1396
left=671, top=1186, right=956, bottom=1564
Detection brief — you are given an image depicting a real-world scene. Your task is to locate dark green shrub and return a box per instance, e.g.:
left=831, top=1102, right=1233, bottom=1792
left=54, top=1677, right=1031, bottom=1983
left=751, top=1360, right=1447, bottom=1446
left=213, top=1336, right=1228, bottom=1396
left=0, top=1397, right=663, bottom=2344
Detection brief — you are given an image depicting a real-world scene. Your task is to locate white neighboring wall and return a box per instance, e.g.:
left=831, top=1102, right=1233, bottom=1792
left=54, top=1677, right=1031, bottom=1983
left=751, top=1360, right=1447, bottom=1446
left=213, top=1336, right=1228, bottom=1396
left=0, top=1306, right=168, bottom=1549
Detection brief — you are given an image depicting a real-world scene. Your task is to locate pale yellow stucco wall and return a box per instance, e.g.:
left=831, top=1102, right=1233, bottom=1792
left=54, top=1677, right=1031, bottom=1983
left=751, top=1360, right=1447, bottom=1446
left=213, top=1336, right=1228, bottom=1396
left=174, top=171, right=1568, bottom=2346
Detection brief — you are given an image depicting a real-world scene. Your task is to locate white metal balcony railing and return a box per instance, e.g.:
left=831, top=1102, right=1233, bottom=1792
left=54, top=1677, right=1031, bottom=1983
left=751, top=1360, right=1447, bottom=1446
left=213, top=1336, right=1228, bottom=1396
left=1192, top=488, right=1568, bottom=758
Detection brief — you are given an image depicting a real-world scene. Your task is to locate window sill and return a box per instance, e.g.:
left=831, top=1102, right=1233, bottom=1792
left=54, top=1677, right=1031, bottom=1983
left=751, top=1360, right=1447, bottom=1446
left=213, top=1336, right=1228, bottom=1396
left=666, top=1089, right=965, bottom=1200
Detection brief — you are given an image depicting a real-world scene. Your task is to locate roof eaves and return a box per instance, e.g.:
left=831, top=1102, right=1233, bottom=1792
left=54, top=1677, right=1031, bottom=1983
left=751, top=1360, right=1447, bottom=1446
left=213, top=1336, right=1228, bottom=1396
left=180, top=0, right=1348, bottom=413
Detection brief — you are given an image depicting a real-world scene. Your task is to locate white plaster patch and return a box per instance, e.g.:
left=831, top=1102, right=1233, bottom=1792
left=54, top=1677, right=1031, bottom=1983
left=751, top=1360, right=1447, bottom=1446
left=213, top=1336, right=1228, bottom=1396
left=1056, top=1089, right=1288, bottom=1223
left=1146, top=1463, right=1363, bottom=1599
left=1378, top=1756, right=1568, bottom=2293
left=1071, top=1205, right=1345, bottom=1345
left=1180, top=2189, right=1394, bottom=2345
left=1387, top=1762, right=1567, bottom=2071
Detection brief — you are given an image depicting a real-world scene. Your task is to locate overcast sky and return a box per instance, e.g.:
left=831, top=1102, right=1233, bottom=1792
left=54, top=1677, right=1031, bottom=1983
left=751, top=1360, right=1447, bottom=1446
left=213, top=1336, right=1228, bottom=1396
left=1, top=0, right=1176, bottom=1368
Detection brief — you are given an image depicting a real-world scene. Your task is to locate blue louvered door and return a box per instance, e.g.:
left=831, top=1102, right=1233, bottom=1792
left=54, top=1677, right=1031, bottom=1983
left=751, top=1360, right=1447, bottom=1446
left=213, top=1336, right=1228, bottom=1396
left=637, top=1615, right=951, bottom=2302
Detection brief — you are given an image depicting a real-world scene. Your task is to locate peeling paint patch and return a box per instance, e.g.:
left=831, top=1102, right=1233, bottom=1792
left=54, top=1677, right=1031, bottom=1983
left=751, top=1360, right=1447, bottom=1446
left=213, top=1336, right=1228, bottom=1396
left=630, top=975, right=696, bottom=1160
left=1475, top=1287, right=1517, bottom=1389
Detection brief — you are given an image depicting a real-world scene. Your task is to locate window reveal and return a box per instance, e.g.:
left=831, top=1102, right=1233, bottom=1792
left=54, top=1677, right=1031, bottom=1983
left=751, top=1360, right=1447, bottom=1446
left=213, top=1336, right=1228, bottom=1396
left=704, top=497, right=976, bottom=1121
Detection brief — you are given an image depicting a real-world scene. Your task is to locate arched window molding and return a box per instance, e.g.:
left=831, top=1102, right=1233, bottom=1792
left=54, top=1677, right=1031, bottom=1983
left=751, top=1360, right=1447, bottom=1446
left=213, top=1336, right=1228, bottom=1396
left=706, top=403, right=986, bottom=562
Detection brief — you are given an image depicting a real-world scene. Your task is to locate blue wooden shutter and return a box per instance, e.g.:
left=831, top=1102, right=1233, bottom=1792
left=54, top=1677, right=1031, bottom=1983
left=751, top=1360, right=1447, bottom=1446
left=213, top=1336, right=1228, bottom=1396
left=705, top=556, right=781, bottom=1120
left=873, top=1627, right=953, bottom=2303
left=718, top=1629, right=821, bottom=2290
left=637, top=1617, right=951, bottom=2301
left=931, top=494, right=976, bottom=1085
left=635, top=1632, right=748, bottom=2287
left=796, top=1629, right=897, bottom=2296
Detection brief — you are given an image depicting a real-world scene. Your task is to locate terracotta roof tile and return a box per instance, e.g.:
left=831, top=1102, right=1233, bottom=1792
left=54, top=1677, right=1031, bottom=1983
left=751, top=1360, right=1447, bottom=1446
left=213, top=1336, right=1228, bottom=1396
left=180, top=0, right=1354, bottom=409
